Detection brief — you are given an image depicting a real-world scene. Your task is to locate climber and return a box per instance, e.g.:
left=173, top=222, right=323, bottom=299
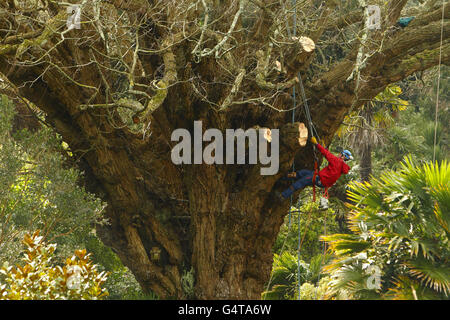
left=277, top=137, right=353, bottom=200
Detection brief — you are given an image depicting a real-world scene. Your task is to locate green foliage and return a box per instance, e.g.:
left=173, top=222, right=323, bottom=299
left=337, top=84, right=408, bottom=141
left=377, top=66, right=449, bottom=169
left=323, top=157, right=450, bottom=300
left=261, top=251, right=307, bottom=300
left=308, top=253, right=333, bottom=284
left=0, top=231, right=109, bottom=300
left=0, top=95, right=106, bottom=264
left=181, top=267, right=195, bottom=299
left=262, top=251, right=333, bottom=300
left=266, top=193, right=340, bottom=300
left=0, top=95, right=145, bottom=300
left=273, top=199, right=339, bottom=262
left=81, top=234, right=146, bottom=300
left=299, top=276, right=331, bottom=300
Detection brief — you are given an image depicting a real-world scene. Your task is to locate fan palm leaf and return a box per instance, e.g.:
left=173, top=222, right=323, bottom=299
left=407, top=256, right=450, bottom=295
left=323, top=157, right=449, bottom=299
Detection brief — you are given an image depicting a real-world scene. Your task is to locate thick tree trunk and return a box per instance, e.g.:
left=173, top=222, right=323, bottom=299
left=93, top=123, right=305, bottom=299
left=188, top=174, right=276, bottom=299
left=359, top=107, right=373, bottom=182
left=360, top=142, right=372, bottom=182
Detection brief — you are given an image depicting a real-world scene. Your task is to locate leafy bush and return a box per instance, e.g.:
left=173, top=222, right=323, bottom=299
left=0, top=94, right=106, bottom=265
left=0, top=95, right=144, bottom=300
left=299, top=276, right=331, bottom=300
left=262, top=251, right=308, bottom=300
left=0, top=231, right=109, bottom=300
left=273, top=199, right=338, bottom=262
left=262, top=251, right=332, bottom=300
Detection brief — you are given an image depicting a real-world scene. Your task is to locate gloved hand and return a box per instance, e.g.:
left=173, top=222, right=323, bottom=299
left=310, top=136, right=318, bottom=145
left=287, top=172, right=297, bottom=178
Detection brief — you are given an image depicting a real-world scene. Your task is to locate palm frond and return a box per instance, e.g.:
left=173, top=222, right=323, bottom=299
left=324, top=157, right=449, bottom=299
left=407, top=257, right=450, bottom=296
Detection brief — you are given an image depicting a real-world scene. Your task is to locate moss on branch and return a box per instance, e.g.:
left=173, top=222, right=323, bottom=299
left=139, top=35, right=179, bottom=122
left=0, top=44, right=18, bottom=56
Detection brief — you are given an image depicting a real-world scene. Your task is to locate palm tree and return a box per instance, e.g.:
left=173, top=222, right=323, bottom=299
left=337, top=85, right=409, bottom=181
left=262, top=251, right=333, bottom=299
left=261, top=251, right=308, bottom=300
left=323, top=156, right=449, bottom=300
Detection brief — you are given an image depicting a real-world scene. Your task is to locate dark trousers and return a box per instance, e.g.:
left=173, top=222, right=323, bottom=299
left=281, top=169, right=323, bottom=198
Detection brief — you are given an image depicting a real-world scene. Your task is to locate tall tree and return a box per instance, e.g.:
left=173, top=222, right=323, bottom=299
left=0, top=0, right=448, bottom=299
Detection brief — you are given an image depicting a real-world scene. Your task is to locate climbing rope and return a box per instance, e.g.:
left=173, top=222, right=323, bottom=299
left=290, top=0, right=303, bottom=301
left=314, top=209, right=328, bottom=300
left=433, top=0, right=445, bottom=163
left=266, top=0, right=329, bottom=300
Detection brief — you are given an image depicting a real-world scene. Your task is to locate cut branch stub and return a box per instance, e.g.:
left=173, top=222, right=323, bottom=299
left=261, top=127, right=272, bottom=142
left=280, top=122, right=308, bottom=150
left=284, top=36, right=316, bottom=77
left=294, top=36, right=316, bottom=52
left=298, top=122, right=308, bottom=146
left=248, top=126, right=272, bottom=142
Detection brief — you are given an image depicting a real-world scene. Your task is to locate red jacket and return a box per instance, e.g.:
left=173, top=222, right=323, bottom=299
left=316, top=144, right=350, bottom=187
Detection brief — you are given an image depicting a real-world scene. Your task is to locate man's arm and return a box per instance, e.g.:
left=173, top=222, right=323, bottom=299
left=315, top=143, right=339, bottom=163
left=310, top=137, right=334, bottom=161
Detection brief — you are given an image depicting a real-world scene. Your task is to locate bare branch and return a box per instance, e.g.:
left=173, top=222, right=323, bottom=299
left=139, top=34, right=179, bottom=122
left=219, top=68, right=246, bottom=111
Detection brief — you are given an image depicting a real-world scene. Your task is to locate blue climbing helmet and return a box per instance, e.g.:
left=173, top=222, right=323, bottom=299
left=341, top=149, right=353, bottom=161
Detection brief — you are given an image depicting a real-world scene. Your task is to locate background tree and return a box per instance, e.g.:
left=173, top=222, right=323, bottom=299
left=0, top=0, right=448, bottom=299
left=0, top=94, right=145, bottom=299
left=0, top=94, right=105, bottom=264
left=337, top=85, right=409, bottom=182
left=380, top=66, right=449, bottom=167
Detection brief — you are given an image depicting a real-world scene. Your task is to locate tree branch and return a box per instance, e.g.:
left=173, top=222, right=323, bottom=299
left=283, top=36, right=316, bottom=77
left=139, top=34, right=179, bottom=122
left=385, top=0, right=409, bottom=28
left=219, top=68, right=246, bottom=111
left=255, top=48, right=299, bottom=91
